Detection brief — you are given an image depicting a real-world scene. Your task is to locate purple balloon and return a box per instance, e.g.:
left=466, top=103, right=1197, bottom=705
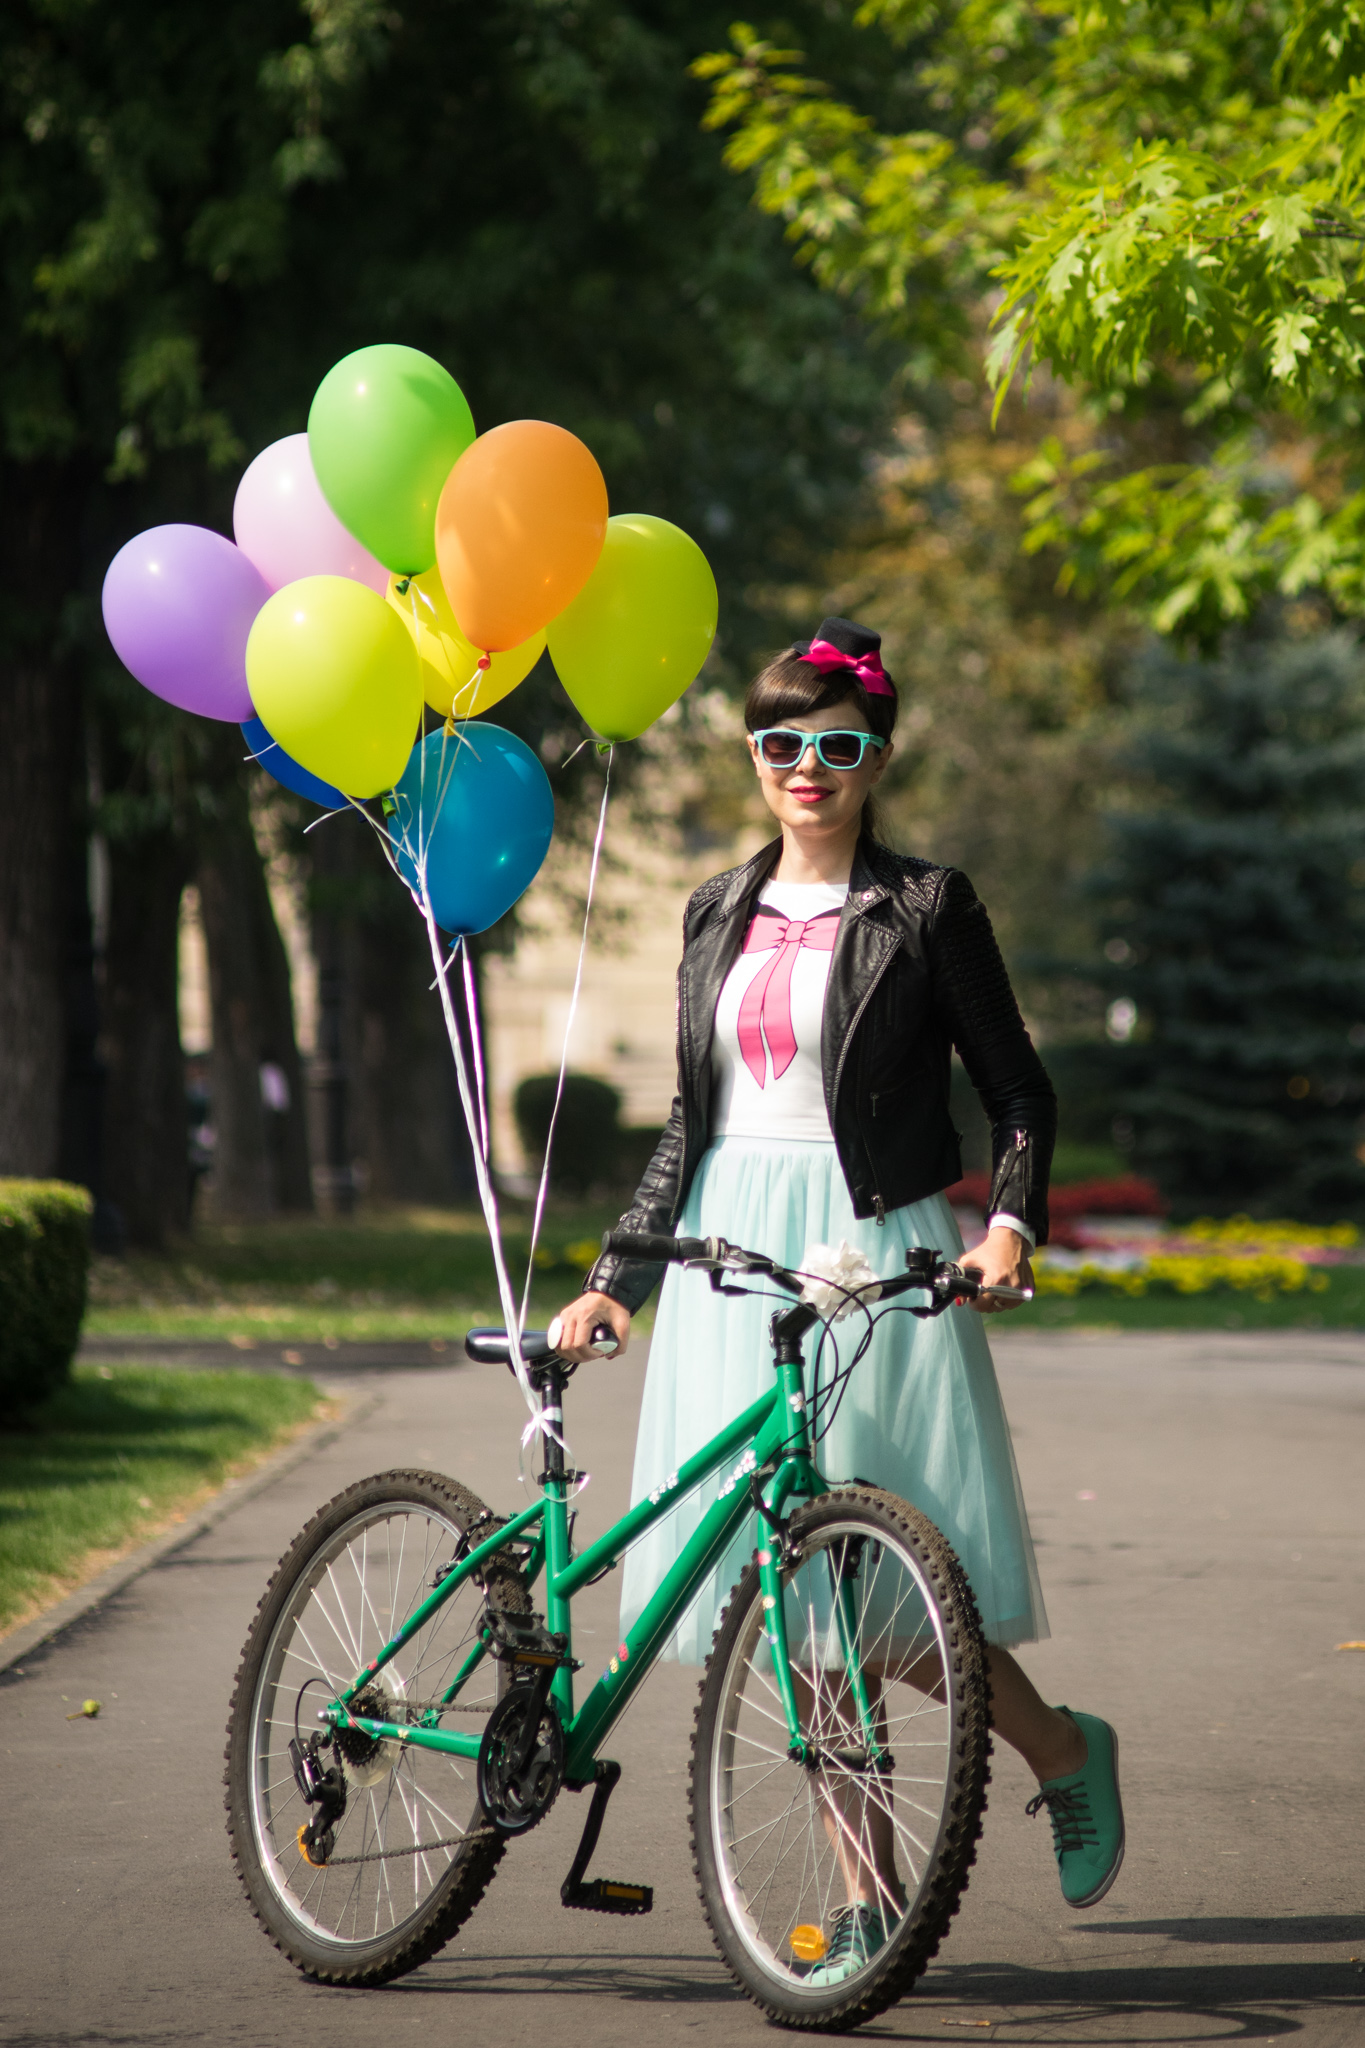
left=102, top=524, right=269, bottom=721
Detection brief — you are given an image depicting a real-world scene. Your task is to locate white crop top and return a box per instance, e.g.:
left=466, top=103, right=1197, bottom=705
left=710, top=880, right=846, bottom=1141
left=707, top=875, right=1036, bottom=1244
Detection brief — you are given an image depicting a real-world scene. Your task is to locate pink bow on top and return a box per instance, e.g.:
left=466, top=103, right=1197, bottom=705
left=805, top=635, right=893, bottom=698
left=736, top=908, right=841, bottom=1087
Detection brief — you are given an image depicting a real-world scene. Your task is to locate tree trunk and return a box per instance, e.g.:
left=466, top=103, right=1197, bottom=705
left=0, top=460, right=86, bottom=1178
left=101, top=822, right=192, bottom=1246
left=197, top=733, right=313, bottom=1217
left=309, top=811, right=475, bottom=1206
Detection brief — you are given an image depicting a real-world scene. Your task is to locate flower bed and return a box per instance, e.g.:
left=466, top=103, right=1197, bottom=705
left=1033, top=1251, right=1329, bottom=1301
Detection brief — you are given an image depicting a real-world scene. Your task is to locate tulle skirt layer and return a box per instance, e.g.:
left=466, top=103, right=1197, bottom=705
left=620, top=1136, right=1050, bottom=1664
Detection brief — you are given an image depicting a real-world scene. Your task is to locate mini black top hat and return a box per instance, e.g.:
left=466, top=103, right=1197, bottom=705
left=792, top=617, right=892, bottom=696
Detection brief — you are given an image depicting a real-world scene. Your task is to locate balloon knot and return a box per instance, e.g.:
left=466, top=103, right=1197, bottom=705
left=443, top=713, right=456, bottom=737
left=395, top=577, right=411, bottom=596
left=477, top=654, right=491, bottom=670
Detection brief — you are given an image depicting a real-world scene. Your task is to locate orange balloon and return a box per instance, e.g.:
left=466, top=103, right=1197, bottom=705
left=435, top=421, right=608, bottom=651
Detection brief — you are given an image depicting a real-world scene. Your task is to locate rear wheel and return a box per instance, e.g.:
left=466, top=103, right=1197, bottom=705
left=224, top=1469, right=528, bottom=1984
left=690, top=1487, right=991, bottom=2031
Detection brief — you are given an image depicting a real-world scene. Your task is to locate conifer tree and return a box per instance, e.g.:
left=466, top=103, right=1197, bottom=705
left=1094, top=634, right=1365, bottom=1216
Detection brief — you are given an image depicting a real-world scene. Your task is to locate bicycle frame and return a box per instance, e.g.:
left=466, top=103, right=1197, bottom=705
left=318, top=1329, right=839, bottom=1781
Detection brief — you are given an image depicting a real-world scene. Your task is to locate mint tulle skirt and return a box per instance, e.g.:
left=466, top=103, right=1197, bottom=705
left=620, top=1135, right=1050, bottom=1664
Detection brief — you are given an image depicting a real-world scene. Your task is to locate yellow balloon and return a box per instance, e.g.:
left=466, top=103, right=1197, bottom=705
left=386, top=570, right=545, bottom=718
left=246, top=575, right=421, bottom=798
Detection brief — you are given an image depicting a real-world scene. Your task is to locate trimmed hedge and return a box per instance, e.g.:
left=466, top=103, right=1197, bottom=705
left=514, top=1073, right=623, bottom=1194
left=0, top=1180, right=93, bottom=1414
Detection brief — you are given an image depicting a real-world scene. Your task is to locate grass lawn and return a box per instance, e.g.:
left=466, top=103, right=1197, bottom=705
left=81, top=1188, right=1365, bottom=1345
left=85, top=1202, right=636, bottom=1344
left=0, top=1366, right=326, bottom=1636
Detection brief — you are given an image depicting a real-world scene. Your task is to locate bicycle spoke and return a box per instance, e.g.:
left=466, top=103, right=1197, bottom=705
left=700, top=1507, right=979, bottom=2006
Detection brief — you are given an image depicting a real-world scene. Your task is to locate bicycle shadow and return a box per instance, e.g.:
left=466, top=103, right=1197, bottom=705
left=380, top=1950, right=739, bottom=2004
left=865, top=1924, right=1365, bottom=2042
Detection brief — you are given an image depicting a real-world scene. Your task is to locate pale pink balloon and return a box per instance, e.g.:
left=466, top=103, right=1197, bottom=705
left=233, top=433, right=388, bottom=593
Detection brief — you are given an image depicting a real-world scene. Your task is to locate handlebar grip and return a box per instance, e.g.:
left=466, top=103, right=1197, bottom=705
left=602, top=1229, right=708, bottom=1264
left=981, top=1283, right=1034, bottom=1303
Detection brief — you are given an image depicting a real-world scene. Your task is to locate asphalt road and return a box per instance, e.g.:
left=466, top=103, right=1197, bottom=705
left=3, top=1329, right=1364, bottom=2046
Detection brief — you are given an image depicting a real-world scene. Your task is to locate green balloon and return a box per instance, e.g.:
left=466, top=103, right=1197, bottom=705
left=308, top=345, right=475, bottom=577
left=546, top=514, right=718, bottom=741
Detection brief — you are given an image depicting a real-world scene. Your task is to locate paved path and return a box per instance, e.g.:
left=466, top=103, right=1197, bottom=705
left=3, top=1330, right=1364, bottom=2045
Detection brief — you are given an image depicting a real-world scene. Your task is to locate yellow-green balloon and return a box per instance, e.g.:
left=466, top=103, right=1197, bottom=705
left=246, top=576, right=421, bottom=798
left=546, top=513, right=717, bottom=741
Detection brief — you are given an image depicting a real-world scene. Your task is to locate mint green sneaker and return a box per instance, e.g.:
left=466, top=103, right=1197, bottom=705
left=1026, top=1708, right=1125, bottom=1909
left=801, top=1901, right=888, bottom=1985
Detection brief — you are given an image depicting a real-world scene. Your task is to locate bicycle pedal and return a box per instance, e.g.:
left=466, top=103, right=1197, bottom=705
left=561, top=1877, right=653, bottom=1915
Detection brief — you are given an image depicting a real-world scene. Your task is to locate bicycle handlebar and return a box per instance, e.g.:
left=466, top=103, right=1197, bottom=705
left=602, top=1229, right=709, bottom=1264
left=600, top=1230, right=1033, bottom=1307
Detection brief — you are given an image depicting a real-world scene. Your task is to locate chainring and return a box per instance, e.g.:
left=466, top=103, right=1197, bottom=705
left=476, top=1683, right=565, bottom=1835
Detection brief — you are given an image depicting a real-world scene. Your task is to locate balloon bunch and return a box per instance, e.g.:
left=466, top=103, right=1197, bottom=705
left=102, top=342, right=718, bottom=938
left=102, top=343, right=718, bottom=1431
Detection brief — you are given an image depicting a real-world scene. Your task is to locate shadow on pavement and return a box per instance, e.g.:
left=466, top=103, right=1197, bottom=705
left=890, top=1956, right=1364, bottom=2041
left=1075, top=1915, right=1365, bottom=1946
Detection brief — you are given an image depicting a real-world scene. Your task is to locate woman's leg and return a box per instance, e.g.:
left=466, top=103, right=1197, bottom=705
left=791, top=1670, right=901, bottom=1912
left=987, top=1646, right=1086, bottom=1781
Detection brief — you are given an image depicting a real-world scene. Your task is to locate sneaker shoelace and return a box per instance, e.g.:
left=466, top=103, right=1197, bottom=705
left=1026, top=1783, right=1099, bottom=1858
left=823, top=1901, right=880, bottom=1967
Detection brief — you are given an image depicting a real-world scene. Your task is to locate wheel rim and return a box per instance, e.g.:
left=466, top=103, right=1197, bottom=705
left=709, top=1515, right=957, bottom=1998
left=247, top=1500, right=499, bottom=1949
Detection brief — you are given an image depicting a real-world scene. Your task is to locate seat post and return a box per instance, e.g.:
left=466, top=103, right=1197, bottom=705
left=533, top=1361, right=569, bottom=1484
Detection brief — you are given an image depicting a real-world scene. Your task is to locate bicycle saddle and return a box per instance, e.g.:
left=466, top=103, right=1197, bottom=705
left=464, top=1328, right=557, bottom=1367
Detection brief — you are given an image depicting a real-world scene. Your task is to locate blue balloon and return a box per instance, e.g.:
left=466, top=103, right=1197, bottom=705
left=387, top=724, right=554, bottom=935
left=241, top=716, right=347, bottom=810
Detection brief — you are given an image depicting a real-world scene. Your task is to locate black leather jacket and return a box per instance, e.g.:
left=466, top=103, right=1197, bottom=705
left=588, top=835, right=1056, bottom=1314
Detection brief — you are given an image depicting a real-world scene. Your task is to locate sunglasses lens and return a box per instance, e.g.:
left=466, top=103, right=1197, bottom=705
left=760, top=732, right=805, bottom=766
left=819, top=733, right=864, bottom=768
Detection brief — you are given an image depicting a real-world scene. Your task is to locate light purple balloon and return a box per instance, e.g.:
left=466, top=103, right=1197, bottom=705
left=102, top=524, right=268, bottom=721
left=233, top=433, right=389, bottom=593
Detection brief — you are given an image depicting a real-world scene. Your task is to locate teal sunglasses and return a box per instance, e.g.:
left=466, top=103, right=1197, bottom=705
left=752, top=726, right=886, bottom=771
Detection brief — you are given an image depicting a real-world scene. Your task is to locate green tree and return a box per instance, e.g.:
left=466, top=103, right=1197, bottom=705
left=695, top=1, right=1365, bottom=644
left=0, top=0, right=895, bottom=1233
left=1086, top=634, right=1365, bottom=1215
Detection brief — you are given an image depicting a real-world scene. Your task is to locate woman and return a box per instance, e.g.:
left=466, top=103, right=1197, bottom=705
left=555, top=618, right=1123, bottom=1972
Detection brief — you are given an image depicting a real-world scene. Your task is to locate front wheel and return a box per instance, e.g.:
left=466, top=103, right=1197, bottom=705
left=690, top=1486, right=992, bottom=2031
left=224, top=1469, right=529, bottom=1985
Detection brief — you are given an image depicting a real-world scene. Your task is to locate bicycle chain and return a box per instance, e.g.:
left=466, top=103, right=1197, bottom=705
left=319, top=1825, right=497, bottom=1867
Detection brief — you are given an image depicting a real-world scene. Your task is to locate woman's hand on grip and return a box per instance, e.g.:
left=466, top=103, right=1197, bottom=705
left=550, top=1290, right=632, bottom=1361
left=960, top=1225, right=1034, bottom=1314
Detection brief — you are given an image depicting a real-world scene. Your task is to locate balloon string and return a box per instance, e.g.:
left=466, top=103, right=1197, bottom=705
left=339, top=779, right=553, bottom=1457
left=519, top=747, right=614, bottom=1330
left=461, top=940, right=491, bottom=1164
left=425, top=909, right=556, bottom=1452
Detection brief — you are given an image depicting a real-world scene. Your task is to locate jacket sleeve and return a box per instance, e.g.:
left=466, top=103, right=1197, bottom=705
left=928, top=869, right=1056, bottom=1244
left=582, top=1096, right=685, bottom=1313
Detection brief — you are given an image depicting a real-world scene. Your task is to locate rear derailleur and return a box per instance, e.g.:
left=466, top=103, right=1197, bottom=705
left=288, top=1732, right=347, bottom=1867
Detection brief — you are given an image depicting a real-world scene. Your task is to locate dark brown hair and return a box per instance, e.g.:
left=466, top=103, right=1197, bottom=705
left=744, top=650, right=898, bottom=841
left=744, top=651, right=899, bottom=743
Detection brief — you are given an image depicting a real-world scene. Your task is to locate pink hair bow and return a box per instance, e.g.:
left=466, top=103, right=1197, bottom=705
left=805, top=636, right=893, bottom=698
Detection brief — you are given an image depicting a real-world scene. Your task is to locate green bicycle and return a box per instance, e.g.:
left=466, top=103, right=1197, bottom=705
left=224, top=1232, right=1022, bottom=2030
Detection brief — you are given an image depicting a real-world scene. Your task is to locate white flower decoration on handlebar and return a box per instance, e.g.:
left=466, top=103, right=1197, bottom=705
left=798, top=1241, right=883, bottom=1322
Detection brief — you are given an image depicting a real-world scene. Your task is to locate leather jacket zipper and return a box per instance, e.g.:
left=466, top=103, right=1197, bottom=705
left=989, top=1128, right=1030, bottom=1218
left=873, top=1195, right=885, bottom=1226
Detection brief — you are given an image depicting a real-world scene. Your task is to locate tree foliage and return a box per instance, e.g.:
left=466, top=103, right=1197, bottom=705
left=1084, top=635, right=1365, bottom=1213
left=1, top=0, right=898, bottom=1216
left=696, top=1, right=1365, bottom=643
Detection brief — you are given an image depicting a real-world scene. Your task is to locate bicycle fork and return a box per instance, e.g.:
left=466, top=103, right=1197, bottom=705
left=756, top=1338, right=887, bottom=1772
